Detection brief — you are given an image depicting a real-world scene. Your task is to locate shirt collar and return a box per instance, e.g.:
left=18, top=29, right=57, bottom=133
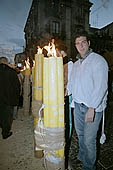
left=76, top=48, right=93, bottom=62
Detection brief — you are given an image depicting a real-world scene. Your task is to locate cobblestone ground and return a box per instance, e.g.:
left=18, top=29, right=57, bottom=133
left=68, top=101, right=113, bottom=170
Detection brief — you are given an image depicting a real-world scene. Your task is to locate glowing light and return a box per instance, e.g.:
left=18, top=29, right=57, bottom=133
left=37, top=46, right=42, bottom=54
left=20, top=58, right=30, bottom=72
left=33, top=60, right=35, bottom=67
left=25, top=58, right=30, bottom=69
left=44, top=39, right=57, bottom=57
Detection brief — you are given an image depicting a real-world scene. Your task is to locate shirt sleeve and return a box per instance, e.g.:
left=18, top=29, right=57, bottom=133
left=67, top=63, right=74, bottom=96
left=89, top=60, right=108, bottom=109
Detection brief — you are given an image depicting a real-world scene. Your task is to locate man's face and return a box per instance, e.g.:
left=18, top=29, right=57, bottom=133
left=75, top=36, right=90, bottom=57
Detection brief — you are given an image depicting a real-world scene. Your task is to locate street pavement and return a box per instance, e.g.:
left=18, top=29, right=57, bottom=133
left=67, top=100, right=113, bottom=170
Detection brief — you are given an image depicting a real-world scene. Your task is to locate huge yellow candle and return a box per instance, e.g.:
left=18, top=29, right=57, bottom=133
left=25, top=68, right=31, bottom=75
left=43, top=57, right=59, bottom=128
left=34, top=53, right=44, bottom=101
left=57, top=57, right=64, bottom=128
left=43, top=58, right=49, bottom=127
left=43, top=56, right=64, bottom=159
left=56, top=57, right=64, bottom=158
left=43, top=56, right=64, bottom=129
left=48, top=57, right=58, bottom=127
left=24, top=58, right=31, bottom=76
left=33, top=52, right=44, bottom=158
left=32, top=63, right=35, bottom=100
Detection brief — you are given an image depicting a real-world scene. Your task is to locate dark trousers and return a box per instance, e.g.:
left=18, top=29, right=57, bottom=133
left=65, top=96, right=72, bottom=169
left=0, top=105, right=13, bottom=138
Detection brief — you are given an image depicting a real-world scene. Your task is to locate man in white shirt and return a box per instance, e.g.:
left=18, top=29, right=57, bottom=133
left=67, top=30, right=108, bottom=170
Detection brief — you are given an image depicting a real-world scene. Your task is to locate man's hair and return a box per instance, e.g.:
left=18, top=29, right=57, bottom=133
left=0, top=57, right=8, bottom=64
left=75, top=30, right=90, bottom=41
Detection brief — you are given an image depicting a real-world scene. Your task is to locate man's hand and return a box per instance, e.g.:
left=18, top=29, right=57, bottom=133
left=85, top=107, right=95, bottom=122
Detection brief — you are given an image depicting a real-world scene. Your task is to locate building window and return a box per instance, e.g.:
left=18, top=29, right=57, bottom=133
left=52, top=21, right=60, bottom=34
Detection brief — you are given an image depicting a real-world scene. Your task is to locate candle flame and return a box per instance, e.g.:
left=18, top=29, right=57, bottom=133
left=51, top=42, right=56, bottom=57
left=25, top=58, right=30, bottom=69
left=44, top=39, right=57, bottom=57
left=37, top=46, right=42, bottom=54
left=19, top=58, right=30, bottom=72
left=20, top=66, right=26, bottom=72
left=36, top=39, right=59, bottom=57
left=33, top=60, right=35, bottom=67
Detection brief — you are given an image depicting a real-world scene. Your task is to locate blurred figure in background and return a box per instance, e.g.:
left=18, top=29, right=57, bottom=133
left=13, top=64, right=24, bottom=119
left=0, top=57, right=20, bottom=139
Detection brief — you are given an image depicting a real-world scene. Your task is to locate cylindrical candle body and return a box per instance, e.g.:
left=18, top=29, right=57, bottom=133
left=57, top=57, right=64, bottom=128
left=43, top=57, right=64, bottom=127
left=34, top=54, right=44, bottom=101
left=43, top=58, right=49, bottom=126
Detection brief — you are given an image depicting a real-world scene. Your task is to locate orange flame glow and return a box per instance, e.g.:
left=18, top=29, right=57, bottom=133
left=21, top=58, right=30, bottom=72
left=25, top=58, right=30, bottom=69
left=44, top=39, right=57, bottom=57
left=32, top=60, right=35, bottom=67
left=37, top=46, right=42, bottom=54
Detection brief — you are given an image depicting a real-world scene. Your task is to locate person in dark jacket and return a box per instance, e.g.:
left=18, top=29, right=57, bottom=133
left=0, top=57, right=20, bottom=139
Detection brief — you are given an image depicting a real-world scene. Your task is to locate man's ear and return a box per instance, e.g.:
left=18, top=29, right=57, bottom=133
left=88, top=40, right=90, bottom=46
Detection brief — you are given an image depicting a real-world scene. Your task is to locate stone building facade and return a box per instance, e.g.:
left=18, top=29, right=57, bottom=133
left=24, top=0, right=92, bottom=61
left=15, top=0, right=113, bottom=69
